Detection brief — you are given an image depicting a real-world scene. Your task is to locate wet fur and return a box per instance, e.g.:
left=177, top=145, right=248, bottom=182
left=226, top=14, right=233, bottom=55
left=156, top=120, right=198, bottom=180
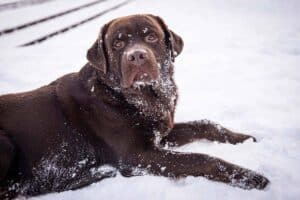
left=0, top=14, right=268, bottom=199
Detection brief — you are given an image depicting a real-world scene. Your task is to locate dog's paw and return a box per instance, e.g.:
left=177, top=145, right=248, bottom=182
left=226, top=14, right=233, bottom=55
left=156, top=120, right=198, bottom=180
left=230, top=170, right=269, bottom=190
left=227, top=132, right=257, bottom=144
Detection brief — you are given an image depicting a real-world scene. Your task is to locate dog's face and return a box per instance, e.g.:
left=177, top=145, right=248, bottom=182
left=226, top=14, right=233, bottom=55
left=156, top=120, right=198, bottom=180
left=87, top=14, right=183, bottom=89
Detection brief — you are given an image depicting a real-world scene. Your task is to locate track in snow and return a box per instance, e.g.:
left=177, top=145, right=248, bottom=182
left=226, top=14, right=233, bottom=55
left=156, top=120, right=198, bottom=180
left=0, top=0, right=108, bottom=37
left=0, top=0, right=53, bottom=12
left=19, top=0, right=132, bottom=47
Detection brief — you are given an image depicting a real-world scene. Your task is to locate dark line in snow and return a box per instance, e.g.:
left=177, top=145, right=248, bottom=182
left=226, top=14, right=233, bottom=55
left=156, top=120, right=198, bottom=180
left=19, top=0, right=132, bottom=47
left=0, top=0, right=54, bottom=12
left=0, top=0, right=108, bottom=37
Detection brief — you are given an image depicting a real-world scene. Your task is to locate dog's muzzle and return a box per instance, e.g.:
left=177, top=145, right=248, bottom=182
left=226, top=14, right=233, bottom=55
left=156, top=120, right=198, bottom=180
left=121, top=45, right=159, bottom=88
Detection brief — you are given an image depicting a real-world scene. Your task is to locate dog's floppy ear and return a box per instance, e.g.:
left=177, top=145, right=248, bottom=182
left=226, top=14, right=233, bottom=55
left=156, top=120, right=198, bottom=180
left=87, top=23, right=110, bottom=74
left=148, top=14, right=184, bottom=61
left=169, top=29, right=184, bottom=58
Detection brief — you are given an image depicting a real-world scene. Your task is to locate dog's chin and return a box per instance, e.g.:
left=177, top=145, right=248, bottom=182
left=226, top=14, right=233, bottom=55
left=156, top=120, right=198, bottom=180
left=121, top=80, right=158, bottom=95
left=122, top=73, right=160, bottom=91
left=132, top=79, right=158, bottom=89
left=121, top=61, right=160, bottom=90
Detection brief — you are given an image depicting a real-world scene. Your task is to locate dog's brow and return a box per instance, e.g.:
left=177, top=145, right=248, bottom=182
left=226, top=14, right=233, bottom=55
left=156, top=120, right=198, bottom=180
left=111, top=27, right=157, bottom=39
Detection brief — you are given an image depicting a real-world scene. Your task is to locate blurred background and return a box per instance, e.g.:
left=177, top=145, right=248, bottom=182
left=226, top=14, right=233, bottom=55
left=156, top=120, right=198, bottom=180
left=0, top=0, right=300, bottom=199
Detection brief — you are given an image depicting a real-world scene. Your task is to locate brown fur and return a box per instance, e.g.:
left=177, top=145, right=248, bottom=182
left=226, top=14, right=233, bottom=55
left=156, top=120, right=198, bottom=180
left=0, top=14, right=268, bottom=199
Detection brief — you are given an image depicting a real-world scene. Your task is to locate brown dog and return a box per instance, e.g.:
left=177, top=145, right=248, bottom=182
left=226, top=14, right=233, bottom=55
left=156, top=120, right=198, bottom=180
left=0, top=14, right=269, bottom=199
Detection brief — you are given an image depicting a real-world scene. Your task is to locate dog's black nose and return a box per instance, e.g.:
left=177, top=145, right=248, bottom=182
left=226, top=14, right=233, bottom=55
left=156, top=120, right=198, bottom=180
left=127, top=50, right=148, bottom=66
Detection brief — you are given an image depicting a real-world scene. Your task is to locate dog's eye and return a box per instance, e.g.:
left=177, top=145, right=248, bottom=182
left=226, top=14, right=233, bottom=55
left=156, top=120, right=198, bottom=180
left=113, top=40, right=125, bottom=49
left=145, top=33, right=158, bottom=43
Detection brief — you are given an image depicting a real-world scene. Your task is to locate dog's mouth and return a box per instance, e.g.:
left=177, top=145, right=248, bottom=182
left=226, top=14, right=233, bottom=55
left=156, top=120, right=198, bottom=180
left=121, top=62, right=160, bottom=89
left=132, top=70, right=159, bottom=87
left=134, top=71, right=150, bottom=82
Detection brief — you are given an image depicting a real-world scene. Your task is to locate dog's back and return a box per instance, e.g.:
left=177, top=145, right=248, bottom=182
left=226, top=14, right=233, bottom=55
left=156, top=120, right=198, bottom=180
left=0, top=84, right=63, bottom=177
left=0, top=71, right=119, bottom=198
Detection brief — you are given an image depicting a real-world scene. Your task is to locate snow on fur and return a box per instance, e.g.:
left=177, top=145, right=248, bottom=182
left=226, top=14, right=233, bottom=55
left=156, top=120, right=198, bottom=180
left=0, top=0, right=299, bottom=199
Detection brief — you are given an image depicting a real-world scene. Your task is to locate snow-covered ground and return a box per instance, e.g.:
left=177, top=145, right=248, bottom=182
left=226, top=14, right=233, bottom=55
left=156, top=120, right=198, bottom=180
left=1, top=0, right=300, bottom=199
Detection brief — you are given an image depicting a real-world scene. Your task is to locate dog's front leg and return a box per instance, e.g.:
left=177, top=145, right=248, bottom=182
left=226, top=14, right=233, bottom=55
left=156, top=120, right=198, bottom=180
left=124, top=149, right=268, bottom=190
left=161, top=120, right=256, bottom=147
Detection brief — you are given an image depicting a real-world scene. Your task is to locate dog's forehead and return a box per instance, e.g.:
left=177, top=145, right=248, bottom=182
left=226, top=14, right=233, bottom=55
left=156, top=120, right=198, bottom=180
left=107, top=15, right=164, bottom=36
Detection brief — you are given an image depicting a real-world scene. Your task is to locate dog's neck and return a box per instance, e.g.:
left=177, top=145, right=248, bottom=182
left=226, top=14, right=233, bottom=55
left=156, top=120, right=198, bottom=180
left=79, top=63, right=177, bottom=138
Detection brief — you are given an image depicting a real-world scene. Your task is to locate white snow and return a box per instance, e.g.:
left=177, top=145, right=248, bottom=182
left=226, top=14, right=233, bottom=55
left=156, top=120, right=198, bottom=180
left=118, top=32, right=122, bottom=38
left=89, top=165, right=117, bottom=176
left=142, top=27, right=148, bottom=33
left=0, top=0, right=300, bottom=199
left=90, top=85, right=95, bottom=92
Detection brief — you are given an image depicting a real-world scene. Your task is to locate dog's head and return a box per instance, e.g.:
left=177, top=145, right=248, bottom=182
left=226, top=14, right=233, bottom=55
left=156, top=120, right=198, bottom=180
left=87, top=14, right=183, bottom=88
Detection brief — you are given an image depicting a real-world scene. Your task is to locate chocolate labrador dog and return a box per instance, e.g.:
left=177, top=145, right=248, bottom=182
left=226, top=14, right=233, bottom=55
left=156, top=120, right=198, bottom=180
left=0, top=14, right=269, bottom=199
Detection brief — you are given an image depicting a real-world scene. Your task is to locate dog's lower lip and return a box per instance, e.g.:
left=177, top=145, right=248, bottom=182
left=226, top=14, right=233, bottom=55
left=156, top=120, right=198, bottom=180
left=132, top=75, right=154, bottom=89
left=139, top=73, right=148, bottom=80
left=133, top=72, right=149, bottom=82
